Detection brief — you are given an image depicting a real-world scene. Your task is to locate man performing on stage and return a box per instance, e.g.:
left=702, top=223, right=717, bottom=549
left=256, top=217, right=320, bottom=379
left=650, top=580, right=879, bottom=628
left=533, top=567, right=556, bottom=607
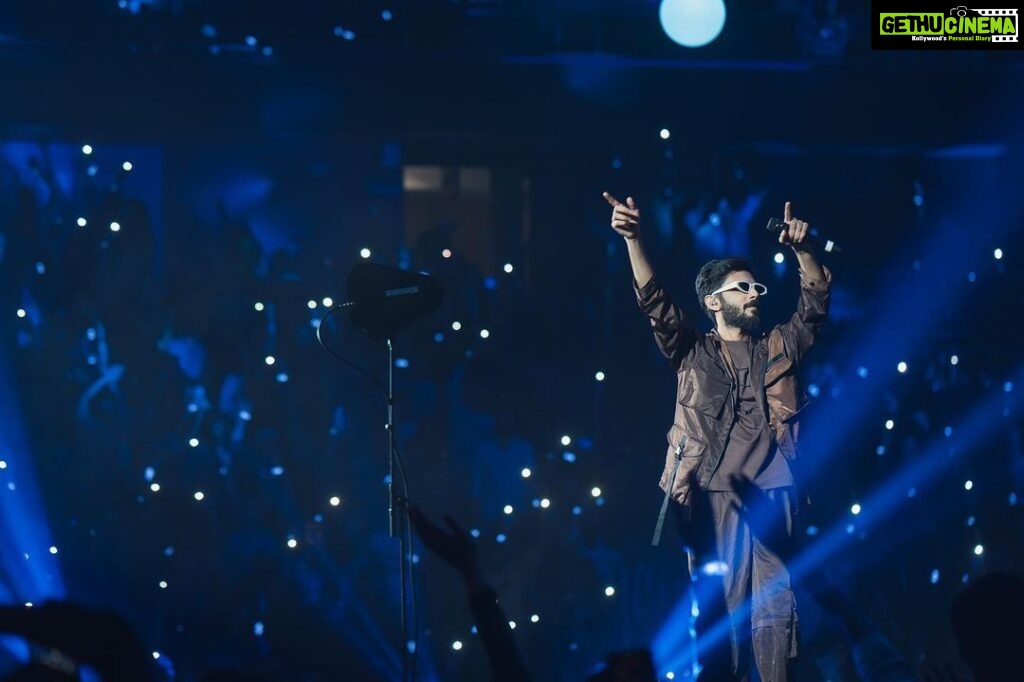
left=603, top=192, right=831, bottom=682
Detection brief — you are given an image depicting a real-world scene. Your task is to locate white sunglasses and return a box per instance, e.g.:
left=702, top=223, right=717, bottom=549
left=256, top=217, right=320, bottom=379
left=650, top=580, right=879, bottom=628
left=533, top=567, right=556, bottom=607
left=711, top=280, right=768, bottom=296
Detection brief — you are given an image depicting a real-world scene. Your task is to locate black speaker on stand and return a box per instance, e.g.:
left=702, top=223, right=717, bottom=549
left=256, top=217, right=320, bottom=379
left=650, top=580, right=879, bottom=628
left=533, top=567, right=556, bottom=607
left=318, top=261, right=443, bottom=682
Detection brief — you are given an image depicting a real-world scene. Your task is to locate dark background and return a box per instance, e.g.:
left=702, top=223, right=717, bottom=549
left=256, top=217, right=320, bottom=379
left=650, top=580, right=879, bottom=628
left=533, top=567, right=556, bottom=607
left=0, top=1, right=1022, bottom=680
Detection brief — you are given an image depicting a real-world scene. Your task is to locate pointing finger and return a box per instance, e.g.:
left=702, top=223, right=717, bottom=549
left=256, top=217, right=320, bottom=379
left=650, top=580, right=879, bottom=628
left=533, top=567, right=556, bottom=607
left=626, top=196, right=636, bottom=210
left=784, top=201, right=792, bottom=223
left=603, top=191, right=624, bottom=208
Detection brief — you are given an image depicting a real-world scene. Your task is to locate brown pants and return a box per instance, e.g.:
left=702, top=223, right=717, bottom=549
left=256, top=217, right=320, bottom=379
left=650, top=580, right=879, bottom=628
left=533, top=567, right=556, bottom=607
left=687, top=488, right=799, bottom=682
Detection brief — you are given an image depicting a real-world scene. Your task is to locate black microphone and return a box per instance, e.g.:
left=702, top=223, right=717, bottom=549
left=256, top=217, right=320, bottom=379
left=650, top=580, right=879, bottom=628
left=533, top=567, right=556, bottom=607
left=766, top=217, right=842, bottom=254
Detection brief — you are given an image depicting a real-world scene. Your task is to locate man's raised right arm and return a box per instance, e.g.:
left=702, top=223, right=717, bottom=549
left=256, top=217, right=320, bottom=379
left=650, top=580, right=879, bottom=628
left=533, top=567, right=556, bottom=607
left=602, top=191, right=656, bottom=288
left=604, top=191, right=698, bottom=368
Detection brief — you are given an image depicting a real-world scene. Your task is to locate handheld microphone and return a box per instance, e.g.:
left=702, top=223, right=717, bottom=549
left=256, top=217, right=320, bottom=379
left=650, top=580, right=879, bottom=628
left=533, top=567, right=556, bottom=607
left=766, top=217, right=842, bottom=254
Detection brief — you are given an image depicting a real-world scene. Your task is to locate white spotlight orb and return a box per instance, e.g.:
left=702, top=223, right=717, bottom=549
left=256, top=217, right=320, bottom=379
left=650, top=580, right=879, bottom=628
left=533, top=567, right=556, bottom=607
left=659, top=0, right=727, bottom=48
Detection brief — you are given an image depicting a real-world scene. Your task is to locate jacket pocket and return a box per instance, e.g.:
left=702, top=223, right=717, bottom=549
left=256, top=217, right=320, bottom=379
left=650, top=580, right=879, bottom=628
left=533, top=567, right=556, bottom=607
left=766, top=371, right=808, bottom=421
left=667, top=422, right=707, bottom=458
left=660, top=425, right=708, bottom=502
left=679, top=376, right=729, bottom=420
left=765, top=353, right=794, bottom=387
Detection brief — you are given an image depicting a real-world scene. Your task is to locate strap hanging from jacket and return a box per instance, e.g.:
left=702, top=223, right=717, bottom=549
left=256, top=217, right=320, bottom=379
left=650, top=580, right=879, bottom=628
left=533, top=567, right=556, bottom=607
left=651, top=441, right=684, bottom=546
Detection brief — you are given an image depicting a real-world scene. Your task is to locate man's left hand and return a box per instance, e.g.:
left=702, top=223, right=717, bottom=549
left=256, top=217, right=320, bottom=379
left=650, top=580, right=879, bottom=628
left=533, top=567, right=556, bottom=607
left=778, top=201, right=811, bottom=251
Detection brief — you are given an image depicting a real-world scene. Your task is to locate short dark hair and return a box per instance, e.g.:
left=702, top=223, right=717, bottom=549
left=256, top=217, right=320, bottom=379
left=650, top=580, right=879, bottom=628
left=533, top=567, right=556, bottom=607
left=695, top=257, right=753, bottom=321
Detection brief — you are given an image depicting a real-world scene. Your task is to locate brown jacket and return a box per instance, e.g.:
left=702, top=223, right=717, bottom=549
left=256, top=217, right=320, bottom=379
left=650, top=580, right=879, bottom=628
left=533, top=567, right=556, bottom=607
left=635, top=267, right=832, bottom=505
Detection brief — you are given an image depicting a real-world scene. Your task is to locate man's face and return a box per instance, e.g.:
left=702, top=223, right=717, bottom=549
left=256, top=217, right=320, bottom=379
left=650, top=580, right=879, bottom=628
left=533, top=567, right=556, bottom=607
left=717, top=270, right=762, bottom=332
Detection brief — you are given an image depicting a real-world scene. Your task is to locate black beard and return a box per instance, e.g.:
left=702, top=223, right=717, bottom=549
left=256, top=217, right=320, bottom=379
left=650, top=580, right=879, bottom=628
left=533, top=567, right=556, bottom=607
left=722, top=300, right=761, bottom=333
